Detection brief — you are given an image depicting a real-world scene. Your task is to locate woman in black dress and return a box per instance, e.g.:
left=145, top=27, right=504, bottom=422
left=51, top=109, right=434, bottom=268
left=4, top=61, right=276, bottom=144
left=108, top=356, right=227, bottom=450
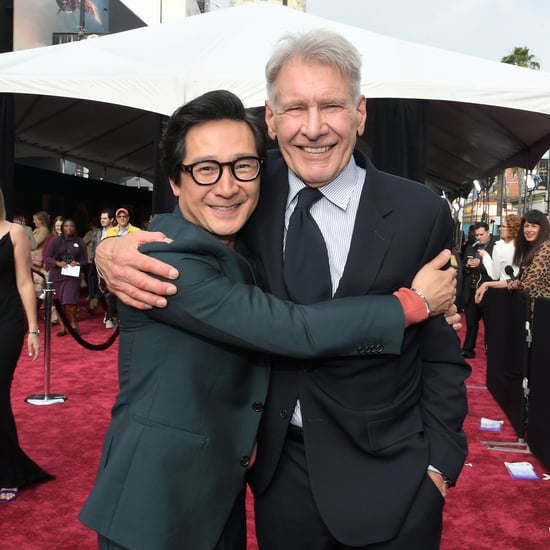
left=0, top=190, right=54, bottom=503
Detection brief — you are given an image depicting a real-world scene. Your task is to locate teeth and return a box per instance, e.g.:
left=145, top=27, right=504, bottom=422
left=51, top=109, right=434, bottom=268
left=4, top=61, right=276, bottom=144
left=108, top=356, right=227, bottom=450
left=303, top=146, right=331, bottom=154
left=212, top=205, right=238, bottom=212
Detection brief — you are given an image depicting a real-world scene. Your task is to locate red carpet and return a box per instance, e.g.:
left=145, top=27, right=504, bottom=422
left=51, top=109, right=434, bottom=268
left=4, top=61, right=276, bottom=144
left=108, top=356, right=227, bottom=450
left=4, top=307, right=550, bottom=549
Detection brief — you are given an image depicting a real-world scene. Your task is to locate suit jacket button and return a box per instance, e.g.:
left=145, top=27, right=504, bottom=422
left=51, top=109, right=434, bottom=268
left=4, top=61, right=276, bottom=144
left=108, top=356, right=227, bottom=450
left=279, top=408, right=288, bottom=418
left=240, top=456, right=250, bottom=468
left=252, top=401, right=264, bottom=412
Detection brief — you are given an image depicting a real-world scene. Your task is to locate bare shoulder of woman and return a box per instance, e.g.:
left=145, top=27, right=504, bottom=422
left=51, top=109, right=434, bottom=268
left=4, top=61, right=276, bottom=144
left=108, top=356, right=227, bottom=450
left=10, top=223, right=31, bottom=254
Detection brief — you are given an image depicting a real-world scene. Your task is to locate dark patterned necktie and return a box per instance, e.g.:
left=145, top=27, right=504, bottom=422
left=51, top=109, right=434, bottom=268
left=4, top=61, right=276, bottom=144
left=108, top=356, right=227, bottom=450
left=284, top=187, right=332, bottom=304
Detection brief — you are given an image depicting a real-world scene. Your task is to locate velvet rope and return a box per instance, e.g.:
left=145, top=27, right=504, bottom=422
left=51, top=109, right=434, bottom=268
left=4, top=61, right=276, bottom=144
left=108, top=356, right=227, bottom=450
left=52, top=298, right=119, bottom=351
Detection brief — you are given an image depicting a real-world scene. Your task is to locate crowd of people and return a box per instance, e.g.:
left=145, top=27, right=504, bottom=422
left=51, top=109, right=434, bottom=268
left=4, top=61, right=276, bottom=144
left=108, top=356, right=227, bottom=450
left=0, top=196, right=149, bottom=505
left=473, top=209, right=550, bottom=323
left=455, top=210, right=550, bottom=360
left=11, top=206, right=147, bottom=335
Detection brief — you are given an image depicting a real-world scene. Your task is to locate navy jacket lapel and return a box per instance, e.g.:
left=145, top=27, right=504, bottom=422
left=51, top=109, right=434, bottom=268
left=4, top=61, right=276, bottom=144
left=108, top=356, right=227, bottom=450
left=335, top=152, right=395, bottom=298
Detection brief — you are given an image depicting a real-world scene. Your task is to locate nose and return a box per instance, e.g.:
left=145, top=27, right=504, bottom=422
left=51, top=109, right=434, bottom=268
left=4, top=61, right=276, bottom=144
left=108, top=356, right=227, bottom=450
left=301, top=107, right=329, bottom=139
left=214, top=166, right=240, bottom=196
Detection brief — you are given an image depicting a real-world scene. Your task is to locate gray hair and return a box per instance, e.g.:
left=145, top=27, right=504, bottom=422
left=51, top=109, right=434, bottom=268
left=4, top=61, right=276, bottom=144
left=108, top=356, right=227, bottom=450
left=265, top=29, right=362, bottom=106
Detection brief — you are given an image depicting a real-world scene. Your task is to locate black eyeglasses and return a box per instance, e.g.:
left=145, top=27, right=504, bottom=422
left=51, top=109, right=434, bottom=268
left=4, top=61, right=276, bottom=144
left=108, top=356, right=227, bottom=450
left=179, top=156, right=263, bottom=186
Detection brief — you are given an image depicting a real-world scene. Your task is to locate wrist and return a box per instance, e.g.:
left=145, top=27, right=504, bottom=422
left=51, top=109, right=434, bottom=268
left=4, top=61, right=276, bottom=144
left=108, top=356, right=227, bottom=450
left=394, top=288, right=429, bottom=328
left=410, top=287, right=431, bottom=315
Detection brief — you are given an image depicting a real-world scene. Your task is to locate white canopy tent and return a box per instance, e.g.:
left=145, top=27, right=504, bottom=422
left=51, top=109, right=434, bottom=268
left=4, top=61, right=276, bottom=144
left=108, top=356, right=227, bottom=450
left=1, top=2, right=550, bottom=196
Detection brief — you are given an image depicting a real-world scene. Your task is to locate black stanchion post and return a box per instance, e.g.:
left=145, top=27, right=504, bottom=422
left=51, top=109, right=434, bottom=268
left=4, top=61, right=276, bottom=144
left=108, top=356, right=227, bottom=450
left=25, top=281, right=68, bottom=406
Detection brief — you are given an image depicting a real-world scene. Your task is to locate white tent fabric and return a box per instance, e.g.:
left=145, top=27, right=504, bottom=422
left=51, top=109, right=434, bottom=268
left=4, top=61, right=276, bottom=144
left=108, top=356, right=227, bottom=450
left=2, top=2, right=550, bottom=193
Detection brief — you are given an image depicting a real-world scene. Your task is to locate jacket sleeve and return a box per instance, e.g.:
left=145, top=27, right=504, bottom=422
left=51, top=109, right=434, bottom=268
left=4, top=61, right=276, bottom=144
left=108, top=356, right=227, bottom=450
left=142, top=250, right=406, bottom=359
left=418, top=201, right=470, bottom=482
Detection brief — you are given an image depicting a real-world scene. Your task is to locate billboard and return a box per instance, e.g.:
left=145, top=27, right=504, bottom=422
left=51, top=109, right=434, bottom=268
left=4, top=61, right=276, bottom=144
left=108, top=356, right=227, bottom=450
left=14, top=0, right=110, bottom=50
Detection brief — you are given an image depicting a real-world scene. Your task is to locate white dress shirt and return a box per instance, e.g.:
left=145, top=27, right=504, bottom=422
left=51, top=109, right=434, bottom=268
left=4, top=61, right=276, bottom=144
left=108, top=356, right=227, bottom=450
left=284, top=157, right=366, bottom=426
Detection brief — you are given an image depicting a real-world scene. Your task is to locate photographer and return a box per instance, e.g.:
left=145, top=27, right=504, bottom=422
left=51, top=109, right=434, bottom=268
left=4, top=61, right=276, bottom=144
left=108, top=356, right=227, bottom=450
left=461, top=221, right=495, bottom=358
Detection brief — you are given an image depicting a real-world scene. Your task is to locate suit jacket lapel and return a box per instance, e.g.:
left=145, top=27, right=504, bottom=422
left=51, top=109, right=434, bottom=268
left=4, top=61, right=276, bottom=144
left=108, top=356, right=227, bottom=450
left=335, top=153, right=395, bottom=298
left=245, top=151, right=290, bottom=299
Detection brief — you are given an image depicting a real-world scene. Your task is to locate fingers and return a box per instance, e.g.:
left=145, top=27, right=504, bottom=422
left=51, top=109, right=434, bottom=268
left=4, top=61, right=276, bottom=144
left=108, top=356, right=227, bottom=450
left=116, top=280, right=176, bottom=309
left=28, top=341, right=40, bottom=361
left=445, top=311, right=462, bottom=332
left=95, top=231, right=178, bottom=310
left=117, top=249, right=179, bottom=282
left=445, top=303, right=458, bottom=317
left=425, top=249, right=451, bottom=269
left=105, top=264, right=177, bottom=309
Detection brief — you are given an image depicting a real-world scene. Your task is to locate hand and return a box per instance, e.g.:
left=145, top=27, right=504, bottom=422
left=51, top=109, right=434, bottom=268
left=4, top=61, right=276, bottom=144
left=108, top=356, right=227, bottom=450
left=507, top=279, right=520, bottom=291
left=444, top=303, right=462, bottom=332
left=95, top=231, right=179, bottom=310
left=27, top=334, right=40, bottom=361
left=475, top=283, right=488, bottom=304
left=411, top=250, right=457, bottom=317
left=427, top=470, right=448, bottom=499
left=466, top=257, right=480, bottom=269
left=478, top=249, right=487, bottom=258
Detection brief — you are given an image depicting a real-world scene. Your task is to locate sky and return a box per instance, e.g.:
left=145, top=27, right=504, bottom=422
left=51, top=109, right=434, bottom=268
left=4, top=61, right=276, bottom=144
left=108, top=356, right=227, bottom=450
left=307, top=0, right=550, bottom=72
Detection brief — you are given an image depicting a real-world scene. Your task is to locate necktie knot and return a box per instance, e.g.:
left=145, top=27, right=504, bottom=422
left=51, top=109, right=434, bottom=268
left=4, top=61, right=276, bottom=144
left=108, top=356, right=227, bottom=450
left=295, top=187, right=324, bottom=211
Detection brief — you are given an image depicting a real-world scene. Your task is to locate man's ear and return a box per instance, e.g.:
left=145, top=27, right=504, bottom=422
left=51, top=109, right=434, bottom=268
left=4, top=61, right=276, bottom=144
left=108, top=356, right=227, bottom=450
left=357, top=96, right=367, bottom=137
left=265, top=100, right=277, bottom=140
left=169, top=178, right=181, bottom=197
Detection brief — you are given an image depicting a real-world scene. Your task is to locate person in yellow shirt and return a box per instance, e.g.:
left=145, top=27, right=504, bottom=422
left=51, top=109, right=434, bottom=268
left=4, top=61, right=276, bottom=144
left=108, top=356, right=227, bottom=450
left=103, top=208, right=141, bottom=327
left=105, top=208, right=141, bottom=237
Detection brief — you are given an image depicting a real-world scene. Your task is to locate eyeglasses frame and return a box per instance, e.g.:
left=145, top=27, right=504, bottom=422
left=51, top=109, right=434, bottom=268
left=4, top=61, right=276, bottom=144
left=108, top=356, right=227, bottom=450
left=179, top=156, right=264, bottom=186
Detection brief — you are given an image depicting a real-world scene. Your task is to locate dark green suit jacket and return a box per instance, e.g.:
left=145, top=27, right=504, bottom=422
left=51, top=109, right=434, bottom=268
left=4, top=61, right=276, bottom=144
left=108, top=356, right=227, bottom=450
left=79, top=207, right=406, bottom=550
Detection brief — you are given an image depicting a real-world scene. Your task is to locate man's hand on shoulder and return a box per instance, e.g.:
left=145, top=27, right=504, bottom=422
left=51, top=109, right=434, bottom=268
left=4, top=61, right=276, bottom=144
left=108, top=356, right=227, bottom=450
left=95, top=231, right=178, bottom=310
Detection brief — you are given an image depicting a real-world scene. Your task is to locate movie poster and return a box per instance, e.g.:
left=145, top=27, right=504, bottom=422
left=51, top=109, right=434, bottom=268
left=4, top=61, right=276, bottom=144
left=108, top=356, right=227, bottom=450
left=14, top=0, right=110, bottom=50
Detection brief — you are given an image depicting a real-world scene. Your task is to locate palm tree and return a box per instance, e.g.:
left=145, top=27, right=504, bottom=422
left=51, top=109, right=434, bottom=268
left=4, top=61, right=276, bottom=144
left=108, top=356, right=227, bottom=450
left=501, top=46, right=540, bottom=70
left=500, top=46, right=541, bottom=214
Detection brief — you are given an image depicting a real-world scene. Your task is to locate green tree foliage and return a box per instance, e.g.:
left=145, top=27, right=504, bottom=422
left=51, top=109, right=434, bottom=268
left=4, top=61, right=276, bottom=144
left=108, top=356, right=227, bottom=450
left=501, top=46, right=540, bottom=70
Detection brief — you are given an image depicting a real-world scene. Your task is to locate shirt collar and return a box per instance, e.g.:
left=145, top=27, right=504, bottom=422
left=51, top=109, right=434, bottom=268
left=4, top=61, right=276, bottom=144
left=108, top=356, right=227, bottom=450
left=286, top=156, right=360, bottom=211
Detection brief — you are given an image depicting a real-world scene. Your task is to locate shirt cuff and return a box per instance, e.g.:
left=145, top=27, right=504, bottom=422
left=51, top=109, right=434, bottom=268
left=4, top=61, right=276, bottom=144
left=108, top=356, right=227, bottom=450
left=393, top=287, right=429, bottom=328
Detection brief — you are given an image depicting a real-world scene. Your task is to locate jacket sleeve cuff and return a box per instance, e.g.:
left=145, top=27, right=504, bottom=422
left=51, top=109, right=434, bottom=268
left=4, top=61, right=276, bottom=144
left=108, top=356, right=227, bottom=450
left=393, top=287, right=429, bottom=328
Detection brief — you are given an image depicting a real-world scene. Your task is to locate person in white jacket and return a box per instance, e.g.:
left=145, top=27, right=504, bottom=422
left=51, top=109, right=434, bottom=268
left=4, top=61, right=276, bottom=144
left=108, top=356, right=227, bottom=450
left=479, top=214, right=521, bottom=280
